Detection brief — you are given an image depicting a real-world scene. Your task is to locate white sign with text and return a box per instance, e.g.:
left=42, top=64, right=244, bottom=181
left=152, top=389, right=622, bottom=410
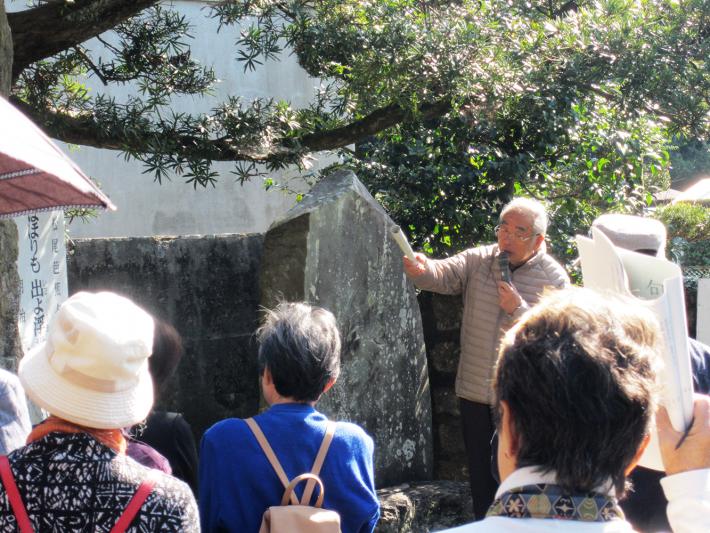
left=15, top=211, right=68, bottom=353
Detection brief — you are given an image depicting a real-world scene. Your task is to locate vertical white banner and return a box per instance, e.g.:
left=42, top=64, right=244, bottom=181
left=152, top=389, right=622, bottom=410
left=15, top=211, right=68, bottom=353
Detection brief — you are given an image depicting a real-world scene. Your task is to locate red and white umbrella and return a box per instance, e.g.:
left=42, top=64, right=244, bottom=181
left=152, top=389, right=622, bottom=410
left=0, top=96, right=115, bottom=218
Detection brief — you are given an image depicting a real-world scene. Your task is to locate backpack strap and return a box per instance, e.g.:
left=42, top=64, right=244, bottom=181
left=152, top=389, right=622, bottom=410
left=282, top=473, right=326, bottom=507
left=245, top=418, right=300, bottom=505
left=109, top=473, right=157, bottom=533
left=0, top=456, right=34, bottom=533
left=0, top=455, right=155, bottom=533
left=301, top=421, right=336, bottom=505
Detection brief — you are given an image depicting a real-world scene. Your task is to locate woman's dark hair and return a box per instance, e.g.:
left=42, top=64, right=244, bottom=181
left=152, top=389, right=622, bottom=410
left=150, top=319, right=184, bottom=398
left=494, top=288, right=660, bottom=496
left=257, top=302, right=341, bottom=402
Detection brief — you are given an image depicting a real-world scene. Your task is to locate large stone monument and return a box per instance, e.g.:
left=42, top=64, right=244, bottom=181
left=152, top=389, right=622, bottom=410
left=68, top=234, right=264, bottom=438
left=260, top=170, right=433, bottom=486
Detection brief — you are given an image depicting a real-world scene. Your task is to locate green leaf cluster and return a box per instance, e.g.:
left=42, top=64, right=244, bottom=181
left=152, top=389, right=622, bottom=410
left=654, top=202, right=710, bottom=242
left=10, top=0, right=709, bottom=237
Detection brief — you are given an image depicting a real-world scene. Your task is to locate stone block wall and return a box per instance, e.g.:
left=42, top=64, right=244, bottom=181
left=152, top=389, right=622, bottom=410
left=376, top=481, right=473, bottom=532
left=0, top=220, right=21, bottom=370
left=66, top=229, right=470, bottom=487
left=418, top=292, right=467, bottom=481
left=67, top=234, right=264, bottom=439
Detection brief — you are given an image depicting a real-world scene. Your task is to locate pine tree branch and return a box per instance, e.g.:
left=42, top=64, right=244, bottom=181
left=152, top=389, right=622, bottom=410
left=11, top=96, right=455, bottom=163
left=8, top=0, right=158, bottom=79
left=300, top=99, right=453, bottom=151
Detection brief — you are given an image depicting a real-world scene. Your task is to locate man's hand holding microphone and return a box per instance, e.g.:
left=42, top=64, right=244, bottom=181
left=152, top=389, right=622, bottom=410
left=497, top=251, right=522, bottom=315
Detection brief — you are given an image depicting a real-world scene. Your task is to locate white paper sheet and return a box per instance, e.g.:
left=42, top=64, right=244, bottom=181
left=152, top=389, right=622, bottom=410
left=576, top=228, right=694, bottom=471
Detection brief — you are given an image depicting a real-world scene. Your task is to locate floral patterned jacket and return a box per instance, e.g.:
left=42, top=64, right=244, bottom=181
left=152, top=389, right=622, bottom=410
left=0, top=432, right=199, bottom=532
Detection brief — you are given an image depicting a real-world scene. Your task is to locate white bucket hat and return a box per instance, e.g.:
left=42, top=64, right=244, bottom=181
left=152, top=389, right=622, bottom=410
left=591, top=214, right=667, bottom=257
left=19, top=291, right=155, bottom=429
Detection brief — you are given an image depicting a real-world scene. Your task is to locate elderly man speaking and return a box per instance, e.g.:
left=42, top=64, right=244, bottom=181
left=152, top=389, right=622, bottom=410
left=403, top=197, right=569, bottom=519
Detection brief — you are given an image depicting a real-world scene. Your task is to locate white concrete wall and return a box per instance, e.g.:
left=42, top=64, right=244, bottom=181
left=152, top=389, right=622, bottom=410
left=62, top=148, right=324, bottom=238
left=9, top=0, right=334, bottom=238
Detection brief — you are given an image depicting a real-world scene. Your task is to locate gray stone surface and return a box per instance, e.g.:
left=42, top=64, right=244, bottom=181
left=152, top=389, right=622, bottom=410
left=432, top=388, right=459, bottom=417
left=431, top=294, right=463, bottom=331
left=429, top=342, right=459, bottom=375
left=376, top=481, right=473, bottom=532
left=261, top=170, right=433, bottom=486
left=434, top=421, right=469, bottom=481
left=66, top=210, right=469, bottom=491
left=0, top=221, right=21, bottom=370
left=67, top=234, right=264, bottom=438
left=419, top=292, right=467, bottom=481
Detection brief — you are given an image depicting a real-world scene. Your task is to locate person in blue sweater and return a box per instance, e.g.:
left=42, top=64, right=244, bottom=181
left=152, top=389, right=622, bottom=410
left=199, top=302, right=380, bottom=533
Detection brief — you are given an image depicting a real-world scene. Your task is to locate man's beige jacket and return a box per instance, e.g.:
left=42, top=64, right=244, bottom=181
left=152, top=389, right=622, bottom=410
left=414, top=244, right=569, bottom=405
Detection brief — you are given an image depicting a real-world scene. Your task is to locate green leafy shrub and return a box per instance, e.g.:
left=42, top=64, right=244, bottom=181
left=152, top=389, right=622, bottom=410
left=654, top=203, right=710, bottom=241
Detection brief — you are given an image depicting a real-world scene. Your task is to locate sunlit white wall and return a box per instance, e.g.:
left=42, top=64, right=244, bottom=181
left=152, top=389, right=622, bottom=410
left=8, top=0, right=334, bottom=238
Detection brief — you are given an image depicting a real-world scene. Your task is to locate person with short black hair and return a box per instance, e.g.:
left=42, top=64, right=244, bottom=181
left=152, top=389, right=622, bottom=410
left=495, top=289, right=659, bottom=496
left=199, top=302, right=380, bottom=533
left=443, top=288, right=709, bottom=532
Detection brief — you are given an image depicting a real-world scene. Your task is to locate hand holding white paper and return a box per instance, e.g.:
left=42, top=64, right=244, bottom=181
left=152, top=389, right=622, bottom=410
left=391, top=226, right=416, bottom=261
left=576, top=228, right=694, bottom=471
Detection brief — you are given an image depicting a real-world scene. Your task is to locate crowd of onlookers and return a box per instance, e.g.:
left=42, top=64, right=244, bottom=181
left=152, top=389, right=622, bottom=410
left=0, top=204, right=708, bottom=532
left=0, top=292, right=379, bottom=532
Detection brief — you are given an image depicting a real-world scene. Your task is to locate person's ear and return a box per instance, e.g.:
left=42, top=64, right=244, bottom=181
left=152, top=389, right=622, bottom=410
left=497, top=400, right=520, bottom=482
left=533, top=233, right=545, bottom=251
left=322, top=377, right=337, bottom=395
left=500, top=400, right=520, bottom=458
left=624, top=433, right=651, bottom=476
left=262, top=367, right=273, bottom=387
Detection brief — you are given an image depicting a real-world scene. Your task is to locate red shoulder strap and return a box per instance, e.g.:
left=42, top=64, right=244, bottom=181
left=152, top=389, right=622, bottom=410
left=0, top=455, right=157, bottom=533
left=0, top=455, right=34, bottom=533
left=109, top=473, right=157, bottom=533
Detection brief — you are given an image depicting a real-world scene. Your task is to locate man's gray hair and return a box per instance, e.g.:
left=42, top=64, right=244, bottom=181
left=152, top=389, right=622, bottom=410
left=500, top=197, right=549, bottom=236
left=257, top=302, right=341, bottom=402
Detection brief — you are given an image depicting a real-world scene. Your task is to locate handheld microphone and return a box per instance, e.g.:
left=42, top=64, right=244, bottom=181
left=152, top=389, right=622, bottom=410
left=498, top=251, right=512, bottom=284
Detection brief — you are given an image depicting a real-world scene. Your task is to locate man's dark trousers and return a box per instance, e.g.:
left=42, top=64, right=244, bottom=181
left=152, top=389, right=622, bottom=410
left=460, top=398, right=498, bottom=520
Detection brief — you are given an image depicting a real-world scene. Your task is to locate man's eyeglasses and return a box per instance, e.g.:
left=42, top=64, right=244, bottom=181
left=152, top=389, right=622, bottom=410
left=494, top=225, right=536, bottom=242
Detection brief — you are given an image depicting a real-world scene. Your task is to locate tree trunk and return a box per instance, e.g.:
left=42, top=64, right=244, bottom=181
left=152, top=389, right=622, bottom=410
left=0, top=3, right=23, bottom=371
left=8, top=0, right=158, bottom=79
left=0, top=1, right=11, bottom=95
left=0, top=220, right=21, bottom=371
